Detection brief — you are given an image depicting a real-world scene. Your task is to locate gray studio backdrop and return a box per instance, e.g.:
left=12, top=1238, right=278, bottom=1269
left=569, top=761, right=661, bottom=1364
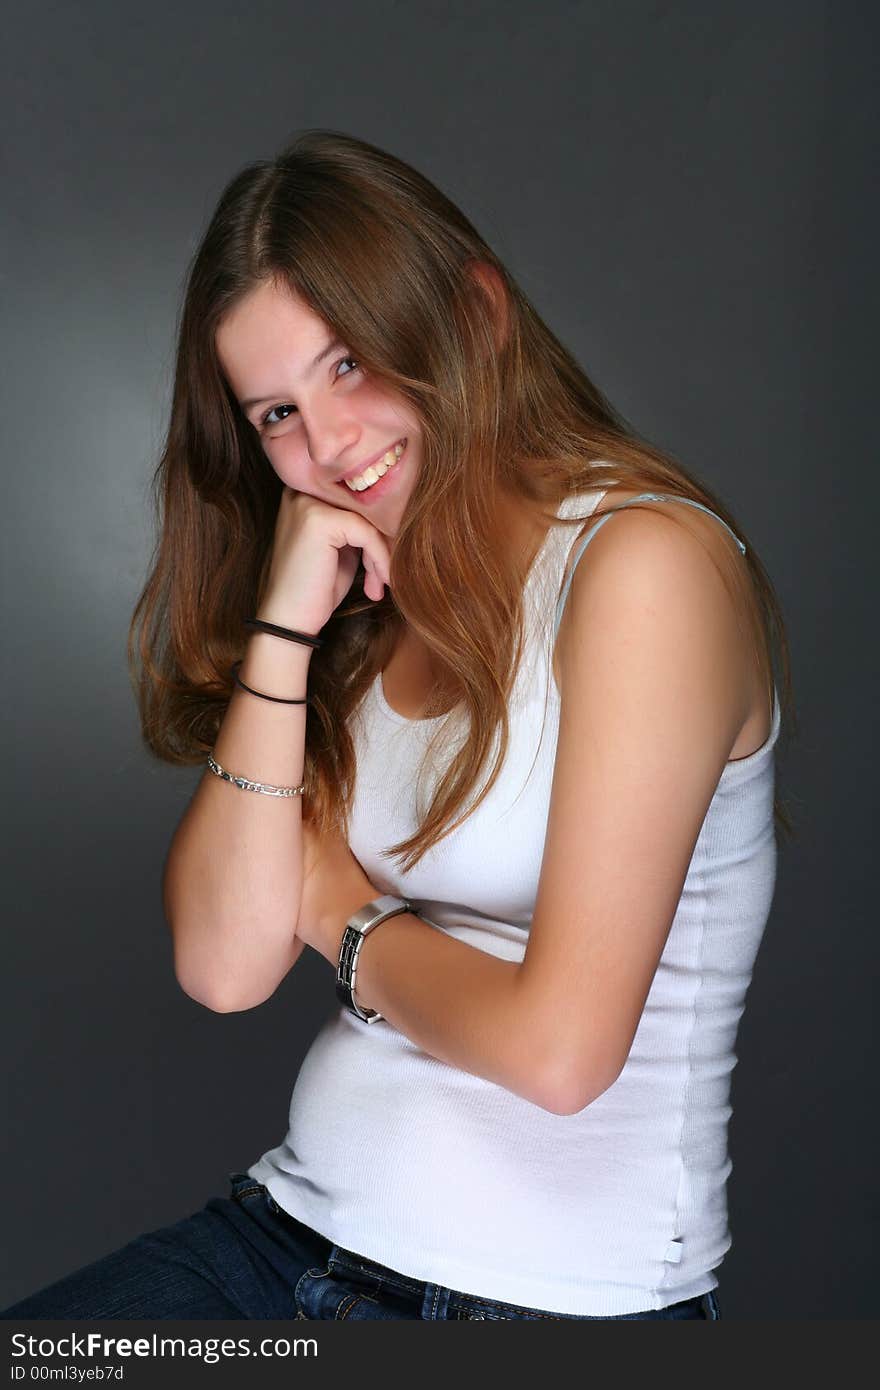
left=2, top=1, right=875, bottom=1318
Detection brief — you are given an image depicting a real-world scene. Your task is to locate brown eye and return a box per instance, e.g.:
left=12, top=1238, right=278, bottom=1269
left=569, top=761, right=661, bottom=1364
left=262, top=403, right=297, bottom=427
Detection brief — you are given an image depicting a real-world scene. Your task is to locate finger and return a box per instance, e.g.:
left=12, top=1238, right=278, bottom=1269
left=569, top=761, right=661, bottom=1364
left=370, top=542, right=392, bottom=586
left=367, top=556, right=386, bottom=594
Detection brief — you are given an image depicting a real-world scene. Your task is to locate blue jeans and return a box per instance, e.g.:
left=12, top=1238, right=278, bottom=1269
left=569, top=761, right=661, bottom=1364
left=1, top=1172, right=721, bottom=1321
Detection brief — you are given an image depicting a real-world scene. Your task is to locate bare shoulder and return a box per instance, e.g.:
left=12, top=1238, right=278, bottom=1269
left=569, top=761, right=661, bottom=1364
left=551, top=487, right=772, bottom=763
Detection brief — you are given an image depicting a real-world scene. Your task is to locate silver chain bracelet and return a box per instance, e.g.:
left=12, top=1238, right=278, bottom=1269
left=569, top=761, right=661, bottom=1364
left=206, top=753, right=305, bottom=798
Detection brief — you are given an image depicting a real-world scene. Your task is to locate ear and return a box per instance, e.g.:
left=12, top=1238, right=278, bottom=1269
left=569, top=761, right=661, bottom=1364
left=467, top=259, right=510, bottom=352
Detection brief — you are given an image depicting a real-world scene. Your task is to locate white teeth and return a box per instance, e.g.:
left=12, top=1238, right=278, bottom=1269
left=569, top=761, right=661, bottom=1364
left=344, top=439, right=406, bottom=492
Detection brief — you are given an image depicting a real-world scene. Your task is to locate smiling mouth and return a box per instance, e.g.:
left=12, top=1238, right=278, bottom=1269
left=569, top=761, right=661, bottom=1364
left=336, top=438, right=407, bottom=493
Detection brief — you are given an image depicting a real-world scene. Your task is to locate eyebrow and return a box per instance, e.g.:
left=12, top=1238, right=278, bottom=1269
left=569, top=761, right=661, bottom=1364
left=239, top=338, right=347, bottom=412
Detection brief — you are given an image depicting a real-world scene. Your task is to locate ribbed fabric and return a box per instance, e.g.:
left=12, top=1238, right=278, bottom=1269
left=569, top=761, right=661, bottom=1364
left=248, top=482, right=780, bottom=1316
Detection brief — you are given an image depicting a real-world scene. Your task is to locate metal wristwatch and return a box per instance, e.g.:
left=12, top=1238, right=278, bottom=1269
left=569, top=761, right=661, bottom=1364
left=335, top=895, right=413, bottom=1023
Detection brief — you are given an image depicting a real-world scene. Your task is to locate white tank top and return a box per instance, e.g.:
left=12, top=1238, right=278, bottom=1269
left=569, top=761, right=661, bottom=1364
left=248, top=483, right=781, bottom=1316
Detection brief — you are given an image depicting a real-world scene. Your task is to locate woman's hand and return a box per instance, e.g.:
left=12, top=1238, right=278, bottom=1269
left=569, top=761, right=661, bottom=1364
left=297, top=818, right=379, bottom=967
left=258, top=489, right=393, bottom=636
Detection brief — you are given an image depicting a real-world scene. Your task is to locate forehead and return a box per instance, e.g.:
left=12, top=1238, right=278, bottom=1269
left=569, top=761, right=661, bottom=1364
left=215, top=280, right=327, bottom=383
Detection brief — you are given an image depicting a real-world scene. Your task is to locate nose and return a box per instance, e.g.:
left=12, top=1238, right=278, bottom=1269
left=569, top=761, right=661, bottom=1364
left=301, top=406, right=360, bottom=473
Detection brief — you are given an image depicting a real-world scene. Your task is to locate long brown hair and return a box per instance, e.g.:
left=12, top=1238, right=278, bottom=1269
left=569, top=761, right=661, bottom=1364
left=128, top=128, right=796, bottom=871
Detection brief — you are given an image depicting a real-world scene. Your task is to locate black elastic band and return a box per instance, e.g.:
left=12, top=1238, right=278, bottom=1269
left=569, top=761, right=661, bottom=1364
left=244, top=617, right=323, bottom=648
left=231, top=660, right=310, bottom=705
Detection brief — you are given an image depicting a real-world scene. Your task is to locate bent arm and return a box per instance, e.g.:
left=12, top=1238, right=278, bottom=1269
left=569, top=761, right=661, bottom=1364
left=163, top=633, right=313, bottom=1012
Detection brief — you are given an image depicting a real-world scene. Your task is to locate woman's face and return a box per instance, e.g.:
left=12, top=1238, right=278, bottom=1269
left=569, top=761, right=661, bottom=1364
left=216, top=278, right=422, bottom=543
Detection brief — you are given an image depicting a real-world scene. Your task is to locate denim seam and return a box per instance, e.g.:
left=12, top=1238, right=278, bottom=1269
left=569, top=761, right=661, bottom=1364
left=450, top=1291, right=563, bottom=1319
left=293, top=1263, right=335, bottom=1318
left=336, top=1290, right=380, bottom=1319
left=452, top=1299, right=560, bottom=1320
left=329, top=1255, right=424, bottom=1297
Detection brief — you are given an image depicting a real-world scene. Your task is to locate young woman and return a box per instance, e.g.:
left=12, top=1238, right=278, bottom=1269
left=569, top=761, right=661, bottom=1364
left=2, top=129, right=792, bottom=1322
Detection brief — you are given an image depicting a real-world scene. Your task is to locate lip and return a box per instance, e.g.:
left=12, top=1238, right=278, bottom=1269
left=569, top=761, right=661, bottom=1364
left=334, top=438, right=407, bottom=486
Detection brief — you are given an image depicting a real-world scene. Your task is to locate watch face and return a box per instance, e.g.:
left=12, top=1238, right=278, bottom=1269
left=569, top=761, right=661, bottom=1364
left=337, top=905, right=407, bottom=1025
left=352, top=899, right=406, bottom=933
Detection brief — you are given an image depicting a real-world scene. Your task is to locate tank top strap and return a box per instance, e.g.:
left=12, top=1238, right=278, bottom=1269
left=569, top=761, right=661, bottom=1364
left=552, top=493, right=748, bottom=641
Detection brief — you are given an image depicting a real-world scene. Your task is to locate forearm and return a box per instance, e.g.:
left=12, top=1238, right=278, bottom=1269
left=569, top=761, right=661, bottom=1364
left=356, top=914, right=544, bottom=1102
left=310, top=895, right=557, bottom=1111
left=163, top=633, right=312, bottom=1011
left=291, top=805, right=563, bottom=1113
